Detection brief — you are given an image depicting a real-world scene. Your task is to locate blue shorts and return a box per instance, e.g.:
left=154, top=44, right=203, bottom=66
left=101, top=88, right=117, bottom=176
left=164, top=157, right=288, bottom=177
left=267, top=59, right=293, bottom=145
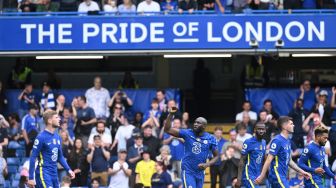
left=269, top=178, right=289, bottom=188
left=304, top=182, right=323, bottom=188
left=243, top=179, right=260, bottom=188
left=35, top=171, right=60, bottom=188
left=181, top=170, right=204, bottom=188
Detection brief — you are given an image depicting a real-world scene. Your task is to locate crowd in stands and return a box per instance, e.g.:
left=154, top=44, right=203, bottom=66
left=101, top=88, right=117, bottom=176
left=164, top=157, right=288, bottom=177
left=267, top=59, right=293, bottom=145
left=1, top=0, right=335, bottom=14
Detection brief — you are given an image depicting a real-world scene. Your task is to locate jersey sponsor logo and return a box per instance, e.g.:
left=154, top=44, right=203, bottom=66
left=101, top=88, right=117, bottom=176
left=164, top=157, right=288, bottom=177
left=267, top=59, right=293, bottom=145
left=51, top=148, right=58, bottom=161
left=192, top=142, right=202, bottom=154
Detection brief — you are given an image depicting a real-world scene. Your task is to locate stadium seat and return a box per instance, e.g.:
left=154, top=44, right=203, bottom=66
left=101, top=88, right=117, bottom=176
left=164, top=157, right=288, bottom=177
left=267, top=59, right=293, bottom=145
left=4, top=180, right=10, bottom=188
left=14, top=173, right=21, bottom=180
left=20, top=157, right=29, bottom=165
left=7, top=166, right=18, bottom=175
left=11, top=180, right=19, bottom=187
left=7, top=157, right=20, bottom=166
left=16, top=149, right=25, bottom=158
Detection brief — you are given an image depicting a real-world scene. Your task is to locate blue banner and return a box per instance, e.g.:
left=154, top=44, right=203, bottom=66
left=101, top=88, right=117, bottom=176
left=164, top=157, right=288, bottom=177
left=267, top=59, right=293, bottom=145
left=0, top=14, right=335, bottom=51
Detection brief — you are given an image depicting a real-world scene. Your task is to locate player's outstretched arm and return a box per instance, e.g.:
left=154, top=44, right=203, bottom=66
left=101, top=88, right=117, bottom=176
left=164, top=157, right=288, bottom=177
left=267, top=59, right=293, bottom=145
left=164, top=107, right=180, bottom=137
left=289, top=159, right=311, bottom=179
left=235, top=155, right=247, bottom=188
left=255, top=154, right=274, bottom=184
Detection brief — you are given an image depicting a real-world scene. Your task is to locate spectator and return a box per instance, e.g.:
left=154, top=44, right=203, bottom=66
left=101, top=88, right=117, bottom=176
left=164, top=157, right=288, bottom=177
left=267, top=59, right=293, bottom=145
left=108, top=149, right=132, bottom=188
left=85, top=76, right=110, bottom=119
left=156, top=90, right=167, bottom=112
left=118, top=71, right=139, bottom=89
left=263, top=99, right=279, bottom=121
left=87, top=135, right=110, bottom=186
left=239, top=112, right=255, bottom=134
left=142, top=114, right=160, bottom=138
left=103, top=0, right=118, bottom=12
left=68, top=138, right=89, bottom=187
left=0, top=148, right=7, bottom=187
left=40, top=82, right=56, bottom=112
left=215, top=0, right=231, bottom=13
left=59, top=130, right=73, bottom=180
left=151, top=161, right=173, bottom=188
left=0, top=115, right=9, bottom=129
left=220, top=145, right=239, bottom=187
left=88, top=120, right=112, bottom=149
left=210, top=127, right=226, bottom=188
left=78, top=0, right=100, bottom=12
left=181, top=112, right=190, bottom=129
left=108, top=102, right=125, bottom=139
left=236, top=123, right=252, bottom=143
left=135, top=150, right=156, bottom=187
left=288, top=99, right=309, bottom=148
left=118, top=0, right=136, bottom=13
left=8, top=60, right=32, bottom=88
left=108, top=90, right=133, bottom=113
left=160, top=99, right=181, bottom=128
left=178, top=0, right=196, bottom=13
left=163, top=118, right=184, bottom=177
left=289, top=173, right=304, bottom=188
left=36, top=0, right=59, bottom=11
left=235, top=101, right=257, bottom=123
left=111, top=118, right=134, bottom=152
left=144, top=98, right=162, bottom=122
left=21, top=104, right=39, bottom=157
left=61, top=107, right=76, bottom=140
left=0, top=82, right=7, bottom=116
left=155, top=145, right=172, bottom=169
left=132, top=112, right=144, bottom=129
left=221, top=129, right=242, bottom=159
left=0, top=121, right=8, bottom=158
left=61, top=176, right=72, bottom=188
left=302, top=113, right=328, bottom=144
left=76, top=96, right=97, bottom=148
left=258, top=110, right=278, bottom=144
left=142, top=125, right=161, bottom=160
left=198, top=0, right=215, bottom=10
left=302, top=0, right=317, bottom=8
left=8, top=113, right=23, bottom=151
left=18, top=83, right=35, bottom=119
left=137, top=0, right=160, bottom=13
left=313, top=89, right=332, bottom=127
left=126, top=128, right=141, bottom=149
left=298, top=80, right=317, bottom=110
left=91, top=178, right=101, bottom=188
left=127, top=135, right=148, bottom=188
left=161, top=0, right=177, bottom=12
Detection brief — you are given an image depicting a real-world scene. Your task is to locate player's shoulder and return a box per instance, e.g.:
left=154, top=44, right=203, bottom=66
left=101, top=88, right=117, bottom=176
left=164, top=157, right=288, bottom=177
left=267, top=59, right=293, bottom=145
left=243, top=137, right=254, bottom=145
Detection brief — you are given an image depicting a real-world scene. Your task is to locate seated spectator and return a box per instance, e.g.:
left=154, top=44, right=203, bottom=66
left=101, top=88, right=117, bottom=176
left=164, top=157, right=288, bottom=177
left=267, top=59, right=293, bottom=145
left=220, top=145, right=239, bottom=187
left=156, top=90, right=167, bottom=112
left=239, top=112, right=255, bottom=134
left=198, top=0, right=215, bottom=10
left=235, top=100, right=257, bottom=123
left=61, top=176, right=72, bottom=188
left=88, top=120, right=112, bottom=149
left=136, top=0, right=161, bottom=14
left=91, top=178, right=101, bottom=188
left=78, top=0, right=100, bottom=12
left=142, top=125, right=161, bottom=160
left=36, top=0, right=59, bottom=11
left=178, top=0, right=196, bottom=13
left=258, top=110, right=277, bottom=144
left=155, top=145, right=172, bottom=170
left=68, top=138, right=89, bottom=187
left=103, top=0, right=118, bottom=12
left=221, top=129, right=242, bottom=159
left=85, top=76, right=110, bottom=119
left=132, top=112, right=143, bottom=129
left=144, top=98, right=161, bottom=122
left=161, top=0, right=177, bottom=12
left=108, top=90, right=133, bottom=113
left=288, top=99, right=309, bottom=148
left=235, top=123, right=252, bottom=143
left=8, top=113, right=23, bottom=151
left=108, top=102, right=125, bottom=139
left=22, top=104, right=39, bottom=157
left=118, top=71, right=139, bottom=89
left=181, top=112, right=190, bottom=129
left=313, top=89, right=333, bottom=127
left=55, top=94, right=66, bottom=117
left=289, top=173, right=304, bottom=188
left=111, top=118, right=134, bottom=152
left=18, top=83, right=35, bottom=119
left=108, top=149, right=132, bottom=188
left=87, top=135, right=110, bottom=186
left=61, top=107, right=76, bottom=140
left=40, top=82, right=56, bottom=112
left=151, top=161, right=173, bottom=188
left=118, top=0, right=136, bottom=13
left=135, top=150, right=156, bottom=187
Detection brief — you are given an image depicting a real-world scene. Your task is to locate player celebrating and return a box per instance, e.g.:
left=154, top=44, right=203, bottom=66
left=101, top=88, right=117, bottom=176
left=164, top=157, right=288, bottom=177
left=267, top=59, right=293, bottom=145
left=236, top=123, right=266, bottom=188
left=27, top=110, right=75, bottom=188
left=255, top=116, right=311, bottom=187
left=298, top=126, right=335, bottom=187
left=164, top=107, right=219, bottom=188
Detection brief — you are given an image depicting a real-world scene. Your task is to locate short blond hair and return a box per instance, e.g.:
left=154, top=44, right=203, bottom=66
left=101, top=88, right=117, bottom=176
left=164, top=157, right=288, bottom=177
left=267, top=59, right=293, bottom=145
left=43, top=110, right=58, bottom=125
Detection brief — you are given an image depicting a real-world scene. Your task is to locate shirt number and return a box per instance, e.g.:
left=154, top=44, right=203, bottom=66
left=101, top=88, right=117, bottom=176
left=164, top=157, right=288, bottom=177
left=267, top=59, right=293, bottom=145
left=192, top=142, right=201, bottom=154
left=51, top=148, right=58, bottom=162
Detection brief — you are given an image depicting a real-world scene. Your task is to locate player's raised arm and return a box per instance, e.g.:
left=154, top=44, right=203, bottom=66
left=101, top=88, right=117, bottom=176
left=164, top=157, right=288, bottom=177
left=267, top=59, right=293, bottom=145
left=164, top=107, right=180, bottom=137
left=255, top=154, right=274, bottom=184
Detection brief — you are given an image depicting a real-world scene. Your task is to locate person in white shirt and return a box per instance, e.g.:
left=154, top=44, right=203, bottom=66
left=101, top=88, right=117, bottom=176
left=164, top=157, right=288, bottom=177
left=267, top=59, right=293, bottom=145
left=85, top=76, right=110, bottom=119
left=137, top=0, right=160, bottom=13
left=88, top=121, right=112, bottom=148
left=108, top=149, right=132, bottom=188
left=78, top=0, right=100, bottom=12
left=111, top=118, right=135, bottom=152
left=103, top=0, right=118, bottom=12
left=235, top=100, right=257, bottom=122
left=236, top=123, right=252, bottom=143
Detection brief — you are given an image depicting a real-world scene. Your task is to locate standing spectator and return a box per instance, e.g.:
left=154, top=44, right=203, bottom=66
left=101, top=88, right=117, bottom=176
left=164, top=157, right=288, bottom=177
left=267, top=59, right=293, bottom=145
left=87, top=135, right=110, bottom=186
left=88, top=120, right=112, bottom=149
left=181, top=112, right=190, bottom=129
left=40, top=82, right=56, bottom=112
left=298, top=80, right=317, bottom=110
left=8, top=60, right=32, bottom=89
left=222, top=129, right=242, bottom=159
left=151, top=161, right=173, bottom=188
left=76, top=96, right=97, bottom=148
left=178, top=0, right=197, bottom=13
left=210, top=127, right=227, bottom=188
left=313, top=89, right=332, bottom=127
left=85, top=76, right=110, bottom=119
left=236, top=123, right=252, bottom=144
left=127, top=135, right=148, bottom=188
left=18, top=83, right=35, bottom=119
left=108, top=91, right=133, bottom=113
left=198, top=0, right=214, bottom=10
left=68, top=138, right=89, bottom=187
left=155, top=145, right=172, bottom=170
left=156, top=90, right=167, bottom=113
left=235, top=101, right=257, bottom=123
left=160, top=99, right=182, bottom=128
left=118, top=0, right=136, bottom=13
left=302, top=113, right=328, bottom=144
left=56, top=95, right=66, bottom=117
left=132, top=112, right=143, bottom=129
left=161, top=0, right=177, bottom=12
left=144, top=98, right=162, bottom=122
left=108, top=149, right=132, bottom=188
left=103, top=0, right=118, bottom=12
left=0, top=82, right=7, bottom=116
left=0, top=118, right=8, bottom=158
left=78, top=0, right=100, bottom=12
left=108, top=102, right=125, bottom=139
left=143, top=125, right=161, bottom=160
left=61, top=107, right=76, bottom=141
left=288, top=99, right=309, bottom=148
left=135, top=150, right=156, bottom=187
left=8, top=113, right=23, bottom=151
left=111, top=118, right=134, bottom=152
left=59, top=130, right=73, bottom=180
left=118, top=71, right=139, bottom=89
left=163, top=118, right=184, bottom=177
left=220, top=146, right=240, bottom=187
left=136, top=0, right=161, bottom=13
left=21, top=104, right=39, bottom=157
left=258, top=110, right=278, bottom=144
left=0, top=148, right=7, bottom=187
left=263, top=99, right=279, bottom=121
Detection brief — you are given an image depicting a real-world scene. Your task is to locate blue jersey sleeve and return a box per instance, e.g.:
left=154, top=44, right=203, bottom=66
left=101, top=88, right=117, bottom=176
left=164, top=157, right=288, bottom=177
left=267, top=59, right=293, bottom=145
left=269, top=138, right=281, bottom=156
left=29, top=135, right=43, bottom=180
left=323, top=162, right=335, bottom=178
left=178, top=129, right=188, bottom=139
left=210, top=136, right=218, bottom=153
left=58, top=139, right=71, bottom=172
left=241, top=139, right=251, bottom=155
left=298, top=147, right=315, bottom=173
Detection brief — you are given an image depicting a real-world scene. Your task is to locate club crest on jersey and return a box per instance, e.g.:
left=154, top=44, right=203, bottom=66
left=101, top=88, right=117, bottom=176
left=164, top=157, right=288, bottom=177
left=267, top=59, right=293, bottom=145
left=271, top=143, right=276, bottom=149
left=34, top=139, right=39, bottom=146
left=203, top=140, right=208, bottom=144
left=53, top=139, right=56, bottom=145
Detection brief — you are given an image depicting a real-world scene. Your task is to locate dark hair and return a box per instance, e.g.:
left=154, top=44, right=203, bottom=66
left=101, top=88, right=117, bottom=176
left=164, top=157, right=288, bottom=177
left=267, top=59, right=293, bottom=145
left=236, top=123, right=247, bottom=131
left=314, top=126, right=329, bottom=137
left=263, top=99, right=272, bottom=105
left=9, top=113, right=20, bottom=122
left=214, top=127, right=223, bottom=132
left=78, top=95, right=86, bottom=103
left=97, top=120, right=106, bottom=126
left=243, top=100, right=251, bottom=105
left=296, top=98, right=304, bottom=103
left=157, top=90, right=166, bottom=95
left=93, top=135, right=101, bottom=140
left=91, top=177, right=101, bottom=184
left=151, top=98, right=159, bottom=104
left=156, top=161, right=167, bottom=171
left=259, top=109, right=268, bottom=114
left=229, top=128, right=236, bottom=133
left=143, top=125, right=152, bottom=130
left=277, top=116, right=292, bottom=130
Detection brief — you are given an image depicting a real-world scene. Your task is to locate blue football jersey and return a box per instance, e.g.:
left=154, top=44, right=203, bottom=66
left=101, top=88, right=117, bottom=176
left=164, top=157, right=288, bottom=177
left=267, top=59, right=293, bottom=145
left=298, top=142, right=334, bottom=186
left=178, top=129, right=217, bottom=175
left=241, top=137, right=266, bottom=181
left=29, top=130, right=70, bottom=180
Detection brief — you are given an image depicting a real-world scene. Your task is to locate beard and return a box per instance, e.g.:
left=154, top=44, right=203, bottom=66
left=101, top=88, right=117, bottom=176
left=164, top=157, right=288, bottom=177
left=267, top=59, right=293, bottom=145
left=318, top=140, right=326, bottom=146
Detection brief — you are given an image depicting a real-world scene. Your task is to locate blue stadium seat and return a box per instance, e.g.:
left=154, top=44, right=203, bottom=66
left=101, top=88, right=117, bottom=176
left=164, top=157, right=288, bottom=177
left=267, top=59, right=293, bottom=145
left=14, top=173, right=20, bottom=180
left=11, top=179, right=19, bottom=187
left=7, top=157, right=20, bottom=166
left=7, top=166, right=18, bottom=175
left=20, top=157, right=29, bottom=165
left=16, top=149, right=25, bottom=158
left=4, top=180, right=10, bottom=188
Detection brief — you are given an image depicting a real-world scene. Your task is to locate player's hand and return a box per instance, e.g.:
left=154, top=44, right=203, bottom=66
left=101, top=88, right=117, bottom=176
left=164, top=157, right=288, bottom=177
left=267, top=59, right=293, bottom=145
left=234, top=180, right=241, bottom=188
left=301, top=171, right=312, bottom=179
left=255, top=175, right=264, bottom=184
left=68, top=170, right=76, bottom=179
left=314, top=167, right=325, bottom=175
left=168, top=107, right=178, bottom=114
left=198, top=163, right=209, bottom=170
left=27, top=179, right=36, bottom=188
